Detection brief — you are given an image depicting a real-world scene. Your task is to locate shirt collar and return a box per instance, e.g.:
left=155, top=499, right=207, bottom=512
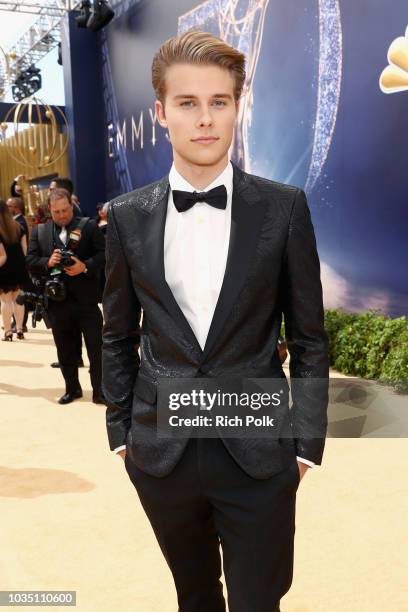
left=169, top=160, right=233, bottom=195
left=54, top=217, right=76, bottom=232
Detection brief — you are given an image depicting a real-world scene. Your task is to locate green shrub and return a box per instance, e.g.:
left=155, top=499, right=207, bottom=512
left=324, top=309, right=357, bottom=364
left=323, top=309, right=408, bottom=393
left=378, top=328, right=408, bottom=393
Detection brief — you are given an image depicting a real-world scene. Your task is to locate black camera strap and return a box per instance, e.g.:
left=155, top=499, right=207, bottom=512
left=37, top=222, right=50, bottom=254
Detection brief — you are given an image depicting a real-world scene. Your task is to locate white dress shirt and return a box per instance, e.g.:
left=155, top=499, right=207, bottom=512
left=164, top=161, right=233, bottom=351
left=59, top=226, right=67, bottom=245
left=113, top=160, right=314, bottom=468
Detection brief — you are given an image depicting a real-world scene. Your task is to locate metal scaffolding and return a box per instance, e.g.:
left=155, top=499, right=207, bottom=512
left=0, top=1, right=79, bottom=17
left=0, top=1, right=82, bottom=100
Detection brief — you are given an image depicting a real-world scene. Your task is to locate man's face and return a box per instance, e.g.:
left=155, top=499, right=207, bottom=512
left=6, top=199, right=16, bottom=216
left=49, top=197, right=74, bottom=227
left=48, top=181, right=57, bottom=196
left=155, top=63, right=238, bottom=168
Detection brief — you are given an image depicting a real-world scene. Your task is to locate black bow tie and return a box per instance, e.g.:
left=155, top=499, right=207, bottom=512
left=172, top=184, right=227, bottom=213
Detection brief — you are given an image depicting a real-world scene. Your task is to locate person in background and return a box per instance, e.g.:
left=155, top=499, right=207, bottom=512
left=6, top=197, right=30, bottom=334
left=49, top=177, right=84, bottom=217
left=95, top=202, right=109, bottom=235
left=7, top=197, right=28, bottom=238
left=0, top=199, right=29, bottom=341
left=10, top=175, right=25, bottom=198
left=9, top=176, right=27, bottom=235
left=32, top=204, right=47, bottom=225
left=26, top=188, right=106, bottom=404
left=48, top=177, right=84, bottom=369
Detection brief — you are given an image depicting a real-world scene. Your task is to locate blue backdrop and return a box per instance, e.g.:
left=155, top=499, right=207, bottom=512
left=98, top=0, right=408, bottom=317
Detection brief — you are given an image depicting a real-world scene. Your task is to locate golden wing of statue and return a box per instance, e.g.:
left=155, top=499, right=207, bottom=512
left=380, top=26, right=408, bottom=94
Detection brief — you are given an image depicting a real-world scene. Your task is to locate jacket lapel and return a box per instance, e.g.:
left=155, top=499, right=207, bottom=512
left=139, top=164, right=268, bottom=361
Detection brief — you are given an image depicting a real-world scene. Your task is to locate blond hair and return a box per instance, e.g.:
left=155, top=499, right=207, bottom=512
left=152, top=30, right=246, bottom=105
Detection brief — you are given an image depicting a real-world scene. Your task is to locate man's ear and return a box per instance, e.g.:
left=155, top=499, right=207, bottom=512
left=155, top=99, right=168, bottom=128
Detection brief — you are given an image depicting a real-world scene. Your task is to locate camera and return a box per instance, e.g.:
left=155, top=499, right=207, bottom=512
left=45, top=248, right=76, bottom=302
left=16, top=277, right=51, bottom=328
left=44, top=276, right=67, bottom=301
left=16, top=290, right=43, bottom=307
left=58, top=248, right=75, bottom=268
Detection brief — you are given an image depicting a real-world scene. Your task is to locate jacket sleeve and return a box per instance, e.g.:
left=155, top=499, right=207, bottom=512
left=102, top=204, right=142, bottom=451
left=26, top=225, right=50, bottom=275
left=281, top=188, right=329, bottom=464
left=83, top=220, right=106, bottom=277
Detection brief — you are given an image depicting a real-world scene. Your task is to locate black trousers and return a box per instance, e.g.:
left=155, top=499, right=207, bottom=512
left=48, top=298, right=102, bottom=395
left=74, top=326, right=83, bottom=361
left=125, top=436, right=300, bottom=612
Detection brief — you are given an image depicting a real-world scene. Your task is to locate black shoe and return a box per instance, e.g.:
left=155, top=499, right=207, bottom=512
left=92, top=394, right=106, bottom=405
left=58, top=388, right=83, bottom=405
left=51, top=359, right=83, bottom=368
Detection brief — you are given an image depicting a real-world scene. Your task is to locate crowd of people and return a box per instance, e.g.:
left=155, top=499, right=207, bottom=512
left=0, top=175, right=109, bottom=405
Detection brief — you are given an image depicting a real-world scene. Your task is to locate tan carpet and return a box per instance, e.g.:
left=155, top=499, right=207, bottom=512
left=0, top=323, right=407, bottom=611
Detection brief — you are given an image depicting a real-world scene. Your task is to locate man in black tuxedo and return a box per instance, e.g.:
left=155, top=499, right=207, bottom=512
left=48, top=177, right=84, bottom=368
left=102, top=31, right=329, bottom=612
left=27, top=188, right=106, bottom=405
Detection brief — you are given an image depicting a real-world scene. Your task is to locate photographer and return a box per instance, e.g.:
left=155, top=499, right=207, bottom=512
left=48, top=177, right=83, bottom=368
left=26, top=188, right=106, bottom=405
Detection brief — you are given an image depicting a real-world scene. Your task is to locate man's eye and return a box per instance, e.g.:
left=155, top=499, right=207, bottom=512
left=180, top=101, right=194, bottom=107
left=213, top=100, right=226, bottom=106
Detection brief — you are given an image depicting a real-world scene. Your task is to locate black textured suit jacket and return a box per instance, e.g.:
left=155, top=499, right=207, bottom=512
left=102, top=163, right=329, bottom=478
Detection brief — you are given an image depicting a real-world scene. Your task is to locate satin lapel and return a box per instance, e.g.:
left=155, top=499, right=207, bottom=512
left=140, top=178, right=204, bottom=357
left=202, top=164, right=268, bottom=360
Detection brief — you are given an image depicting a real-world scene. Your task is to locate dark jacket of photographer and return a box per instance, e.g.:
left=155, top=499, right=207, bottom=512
left=26, top=217, right=106, bottom=304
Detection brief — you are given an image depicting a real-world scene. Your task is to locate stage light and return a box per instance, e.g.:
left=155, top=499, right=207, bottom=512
left=12, top=65, right=42, bottom=102
left=87, top=0, right=115, bottom=32
left=76, top=0, right=92, bottom=28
